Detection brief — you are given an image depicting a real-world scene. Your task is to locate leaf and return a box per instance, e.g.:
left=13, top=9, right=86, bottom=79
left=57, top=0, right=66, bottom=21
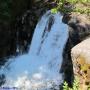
left=51, top=8, right=58, bottom=14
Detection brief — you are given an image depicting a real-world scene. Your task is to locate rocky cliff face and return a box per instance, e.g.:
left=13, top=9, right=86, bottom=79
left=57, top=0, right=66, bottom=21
left=61, top=13, right=90, bottom=86
left=0, top=0, right=56, bottom=67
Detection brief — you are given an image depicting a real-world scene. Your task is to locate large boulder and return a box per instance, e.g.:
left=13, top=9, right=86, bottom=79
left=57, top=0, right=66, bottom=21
left=71, top=38, right=90, bottom=90
left=61, top=13, right=90, bottom=86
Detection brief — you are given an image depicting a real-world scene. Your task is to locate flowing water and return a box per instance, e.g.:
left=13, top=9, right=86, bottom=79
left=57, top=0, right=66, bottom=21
left=0, top=11, right=68, bottom=90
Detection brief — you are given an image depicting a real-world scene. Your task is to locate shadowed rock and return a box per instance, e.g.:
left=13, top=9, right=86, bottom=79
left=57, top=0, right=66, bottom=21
left=61, top=13, right=90, bottom=87
left=0, top=0, right=56, bottom=68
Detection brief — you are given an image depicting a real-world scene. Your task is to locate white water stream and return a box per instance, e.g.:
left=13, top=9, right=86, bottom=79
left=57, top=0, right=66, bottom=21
left=0, top=11, right=68, bottom=90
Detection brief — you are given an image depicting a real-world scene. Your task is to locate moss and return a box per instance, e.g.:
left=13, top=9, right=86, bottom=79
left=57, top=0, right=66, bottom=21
left=72, top=55, right=90, bottom=90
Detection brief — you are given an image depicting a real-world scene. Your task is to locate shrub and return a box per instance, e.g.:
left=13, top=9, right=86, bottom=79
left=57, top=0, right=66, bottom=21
left=51, top=0, right=90, bottom=14
left=63, top=78, right=79, bottom=90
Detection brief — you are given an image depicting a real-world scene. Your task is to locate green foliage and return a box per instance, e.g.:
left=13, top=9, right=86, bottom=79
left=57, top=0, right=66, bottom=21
left=72, top=78, right=79, bottom=90
left=51, top=0, right=90, bottom=14
left=63, top=79, right=79, bottom=90
left=0, top=0, right=12, bottom=22
left=51, top=8, right=58, bottom=14
left=63, top=82, right=69, bottom=90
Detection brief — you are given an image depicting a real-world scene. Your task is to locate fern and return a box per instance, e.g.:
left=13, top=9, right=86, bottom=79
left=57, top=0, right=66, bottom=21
left=63, top=79, right=79, bottom=90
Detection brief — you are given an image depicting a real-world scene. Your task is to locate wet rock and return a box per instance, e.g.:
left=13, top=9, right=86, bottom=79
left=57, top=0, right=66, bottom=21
left=61, top=13, right=90, bottom=86
left=71, top=38, right=90, bottom=90
left=0, top=74, right=6, bottom=86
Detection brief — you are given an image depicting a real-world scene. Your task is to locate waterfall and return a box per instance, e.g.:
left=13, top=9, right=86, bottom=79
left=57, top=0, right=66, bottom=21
left=0, top=11, right=68, bottom=90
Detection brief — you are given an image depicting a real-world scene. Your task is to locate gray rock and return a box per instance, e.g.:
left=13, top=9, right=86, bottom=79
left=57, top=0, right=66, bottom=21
left=71, top=38, right=90, bottom=90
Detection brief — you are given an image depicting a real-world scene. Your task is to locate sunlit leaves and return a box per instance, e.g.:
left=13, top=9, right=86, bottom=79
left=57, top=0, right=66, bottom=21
left=63, top=79, right=79, bottom=90
left=51, top=8, right=58, bottom=14
left=51, top=0, right=90, bottom=14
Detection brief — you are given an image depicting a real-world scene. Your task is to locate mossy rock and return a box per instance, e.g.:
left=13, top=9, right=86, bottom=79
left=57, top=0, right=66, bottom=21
left=71, top=38, right=90, bottom=90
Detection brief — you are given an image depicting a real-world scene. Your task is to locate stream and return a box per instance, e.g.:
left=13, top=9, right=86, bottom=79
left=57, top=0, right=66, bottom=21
left=0, top=10, right=68, bottom=90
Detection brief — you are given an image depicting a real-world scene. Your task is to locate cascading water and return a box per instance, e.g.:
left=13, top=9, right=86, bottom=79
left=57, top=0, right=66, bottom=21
left=0, top=11, right=68, bottom=90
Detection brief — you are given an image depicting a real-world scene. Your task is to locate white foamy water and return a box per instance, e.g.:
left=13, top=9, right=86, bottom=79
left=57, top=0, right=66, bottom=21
left=0, top=11, right=68, bottom=90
